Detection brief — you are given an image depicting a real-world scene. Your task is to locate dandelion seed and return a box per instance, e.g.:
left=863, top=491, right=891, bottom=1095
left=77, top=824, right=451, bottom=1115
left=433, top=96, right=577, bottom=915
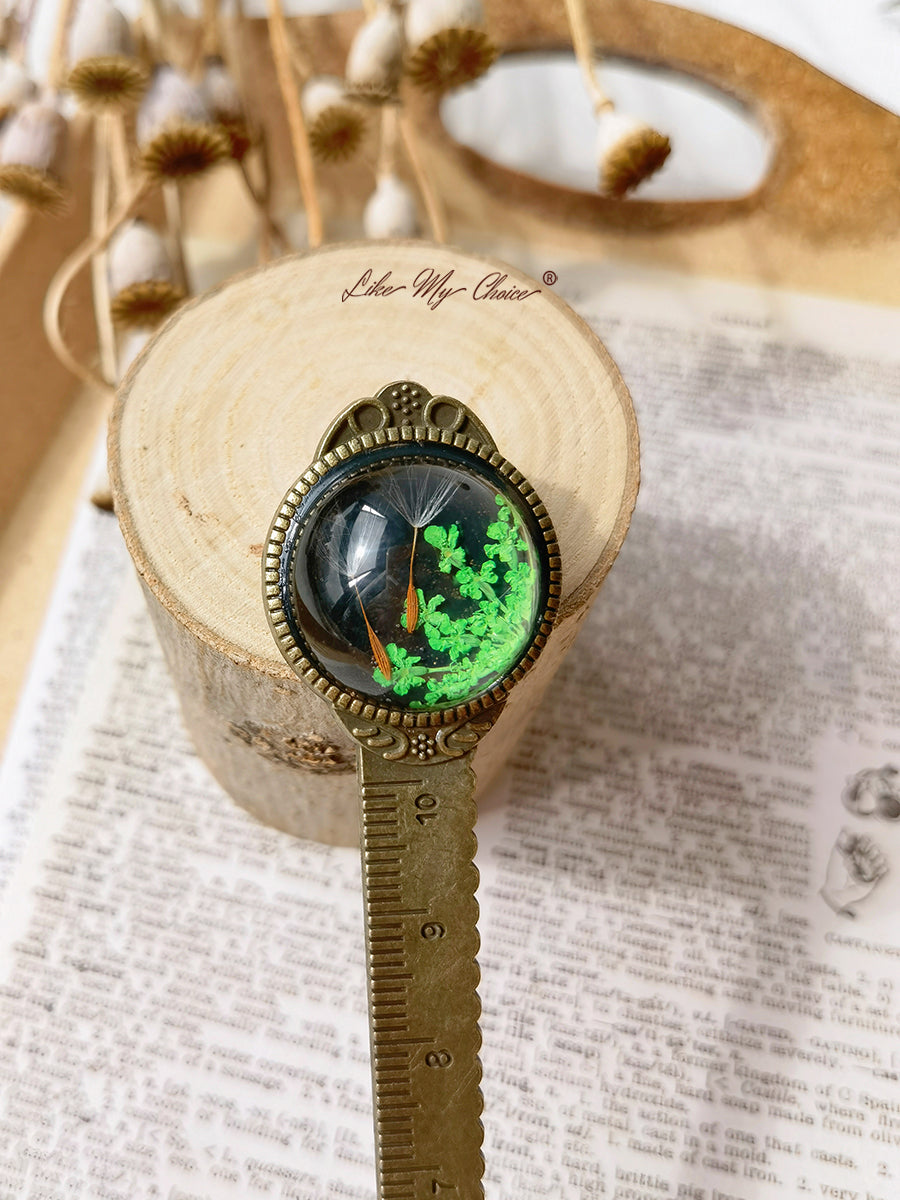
left=383, top=466, right=459, bottom=632
left=405, top=527, right=420, bottom=632
left=356, top=586, right=392, bottom=682
left=320, top=505, right=391, bottom=680
left=382, top=465, right=459, bottom=529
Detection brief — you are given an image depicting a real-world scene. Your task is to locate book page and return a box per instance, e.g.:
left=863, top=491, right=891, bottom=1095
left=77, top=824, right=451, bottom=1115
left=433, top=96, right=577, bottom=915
left=2, top=268, right=900, bottom=1200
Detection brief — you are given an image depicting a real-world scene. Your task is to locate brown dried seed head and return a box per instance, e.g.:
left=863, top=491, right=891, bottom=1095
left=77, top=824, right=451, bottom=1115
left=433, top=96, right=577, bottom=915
left=67, top=56, right=147, bottom=109
left=309, top=105, right=365, bottom=161
left=0, top=163, right=67, bottom=212
left=110, top=279, right=185, bottom=328
left=404, top=26, right=497, bottom=93
left=404, top=0, right=495, bottom=91
left=596, top=112, right=671, bottom=197
left=67, top=0, right=145, bottom=110
left=139, top=120, right=229, bottom=181
left=304, top=78, right=366, bottom=162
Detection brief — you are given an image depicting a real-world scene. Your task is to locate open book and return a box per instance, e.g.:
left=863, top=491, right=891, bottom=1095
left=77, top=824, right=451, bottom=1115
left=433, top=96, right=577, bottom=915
left=2, top=265, right=899, bottom=1199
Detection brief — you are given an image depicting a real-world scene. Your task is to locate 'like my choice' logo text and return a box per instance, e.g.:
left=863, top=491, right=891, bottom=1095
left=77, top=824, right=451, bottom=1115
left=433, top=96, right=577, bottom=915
left=341, top=266, right=540, bottom=310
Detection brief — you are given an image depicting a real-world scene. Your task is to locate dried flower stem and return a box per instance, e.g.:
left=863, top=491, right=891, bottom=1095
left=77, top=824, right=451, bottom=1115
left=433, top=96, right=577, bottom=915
left=201, top=0, right=220, bottom=58
left=108, top=109, right=132, bottom=200
left=162, top=179, right=189, bottom=293
left=44, top=177, right=152, bottom=392
left=239, top=151, right=289, bottom=262
left=90, top=114, right=118, bottom=386
left=0, top=203, right=30, bottom=270
left=377, top=103, right=399, bottom=177
left=266, top=0, right=323, bottom=248
left=141, top=0, right=168, bottom=63
left=398, top=107, right=446, bottom=243
left=46, top=0, right=77, bottom=89
left=218, top=0, right=282, bottom=261
left=562, top=0, right=612, bottom=113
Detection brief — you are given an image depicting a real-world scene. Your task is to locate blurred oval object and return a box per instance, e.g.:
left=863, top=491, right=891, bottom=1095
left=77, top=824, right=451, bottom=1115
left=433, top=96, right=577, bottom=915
left=0, top=98, right=68, bottom=212
left=363, top=172, right=419, bottom=238
left=345, top=7, right=404, bottom=105
left=67, top=0, right=147, bottom=109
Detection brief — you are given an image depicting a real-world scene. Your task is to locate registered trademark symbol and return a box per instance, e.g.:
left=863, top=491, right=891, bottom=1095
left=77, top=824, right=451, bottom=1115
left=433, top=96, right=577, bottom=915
left=543, top=270, right=558, bottom=286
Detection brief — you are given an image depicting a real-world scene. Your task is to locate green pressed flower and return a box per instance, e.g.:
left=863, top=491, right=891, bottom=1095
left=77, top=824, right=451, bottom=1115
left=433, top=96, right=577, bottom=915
left=424, top=523, right=466, bottom=573
left=374, top=644, right=428, bottom=695
left=376, top=491, right=538, bottom=707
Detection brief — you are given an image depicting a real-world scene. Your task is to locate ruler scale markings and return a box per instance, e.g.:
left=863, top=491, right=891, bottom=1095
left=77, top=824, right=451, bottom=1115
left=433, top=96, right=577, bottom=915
left=357, top=758, right=483, bottom=1200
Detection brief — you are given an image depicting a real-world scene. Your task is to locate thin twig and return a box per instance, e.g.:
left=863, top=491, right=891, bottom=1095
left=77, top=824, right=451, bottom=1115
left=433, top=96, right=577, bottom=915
left=220, top=0, right=283, bottom=261
left=162, top=180, right=189, bottom=294
left=43, top=178, right=152, bottom=393
left=108, top=109, right=132, bottom=202
left=238, top=155, right=289, bottom=260
left=377, top=103, right=399, bottom=178
left=398, top=107, right=446, bottom=243
left=90, top=114, right=118, bottom=386
left=46, top=0, right=77, bottom=89
left=201, top=0, right=220, bottom=58
left=562, top=0, right=612, bottom=113
left=141, top=0, right=167, bottom=62
left=0, top=203, right=30, bottom=271
left=266, top=0, right=323, bottom=248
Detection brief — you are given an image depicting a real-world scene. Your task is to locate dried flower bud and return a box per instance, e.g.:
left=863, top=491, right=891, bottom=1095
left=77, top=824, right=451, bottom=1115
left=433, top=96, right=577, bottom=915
left=596, top=110, right=670, bottom=197
left=345, top=8, right=404, bottom=105
left=0, top=99, right=67, bottom=211
left=66, top=0, right=146, bottom=108
left=200, top=56, right=252, bottom=161
left=303, top=75, right=365, bottom=163
left=0, top=51, right=35, bottom=124
left=405, top=0, right=496, bottom=92
left=108, top=219, right=184, bottom=327
left=363, top=173, right=419, bottom=239
left=70, top=0, right=133, bottom=61
left=137, top=65, right=229, bottom=181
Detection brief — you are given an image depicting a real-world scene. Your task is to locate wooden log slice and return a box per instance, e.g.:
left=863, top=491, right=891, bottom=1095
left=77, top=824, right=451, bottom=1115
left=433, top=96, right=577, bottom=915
left=109, top=242, right=639, bottom=845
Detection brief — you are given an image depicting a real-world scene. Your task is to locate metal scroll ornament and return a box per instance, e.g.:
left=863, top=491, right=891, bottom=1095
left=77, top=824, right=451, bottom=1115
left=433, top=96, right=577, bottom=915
left=264, top=381, right=561, bottom=1199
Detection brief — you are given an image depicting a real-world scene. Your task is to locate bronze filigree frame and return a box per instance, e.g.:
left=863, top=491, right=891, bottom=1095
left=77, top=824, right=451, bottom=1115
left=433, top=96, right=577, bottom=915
left=263, top=381, right=561, bottom=743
